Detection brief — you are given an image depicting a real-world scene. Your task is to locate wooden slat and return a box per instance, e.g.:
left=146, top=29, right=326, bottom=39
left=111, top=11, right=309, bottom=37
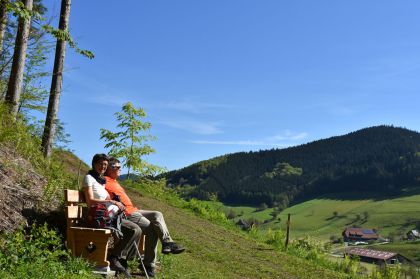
left=65, top=189, right=77, bottom=202
left=65, top=189, right=84, bottom=203
left=70, top=227, right=112, bottom=234
left=66, top=205, right=82, bottom=219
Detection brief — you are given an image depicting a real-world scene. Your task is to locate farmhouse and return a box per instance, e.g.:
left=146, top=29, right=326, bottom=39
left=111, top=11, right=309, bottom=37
left=342, top=227, right=378, bottom=242
left=345, top=247, right=408, bottom=265
left=236, top=219, right=250, bottom=230
left=406, top=229, right=420, bottom=240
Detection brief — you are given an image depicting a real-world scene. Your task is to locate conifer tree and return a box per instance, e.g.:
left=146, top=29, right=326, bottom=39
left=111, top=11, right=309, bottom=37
left=5, top=0, right=33, bottom=117
left=0, top=0, right=7, bottom=54
left=41, top=0, right=70, bottom=158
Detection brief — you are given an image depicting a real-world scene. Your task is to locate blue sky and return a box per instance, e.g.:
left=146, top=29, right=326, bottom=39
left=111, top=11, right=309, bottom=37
left=41, top=1, right=420, bottom=171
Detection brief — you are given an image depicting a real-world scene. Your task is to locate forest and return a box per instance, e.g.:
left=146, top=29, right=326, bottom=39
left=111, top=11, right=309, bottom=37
left=163, top=125, right=420, bottom=207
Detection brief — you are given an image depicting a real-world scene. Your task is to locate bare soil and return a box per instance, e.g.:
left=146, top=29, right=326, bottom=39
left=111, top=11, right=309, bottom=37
left=0, top=144, right=60, bottom=233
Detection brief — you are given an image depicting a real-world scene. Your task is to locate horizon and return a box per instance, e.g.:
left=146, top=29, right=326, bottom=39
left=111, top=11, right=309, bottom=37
left=104, top=124, right=419, bottom=172
left=39, top=1, right=420, bottom=171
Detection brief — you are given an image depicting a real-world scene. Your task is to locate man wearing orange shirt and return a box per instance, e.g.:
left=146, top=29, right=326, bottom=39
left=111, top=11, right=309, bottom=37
left=105, top=157, right=184, bottom=277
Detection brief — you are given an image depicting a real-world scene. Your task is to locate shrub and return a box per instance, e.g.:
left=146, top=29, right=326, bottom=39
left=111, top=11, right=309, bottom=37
left=183, top=198, right=229, bottom=224
left=265, top=228, right=286, bottom=250
left=371, top=264, right=401, bottom=279
left=0, top=223, right=97, bottom=279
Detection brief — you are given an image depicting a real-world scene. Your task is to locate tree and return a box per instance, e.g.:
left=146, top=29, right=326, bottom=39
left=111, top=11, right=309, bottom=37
left=5, top=0, right=33, bottom=117
left=18, top=19, right=50, bottom=115
left=0, top=0, right=7, bottom=54
left=269, top=209, right=280, bottom=220
left=41, top=0, right=70, bottom=158
left=100, top=102, right=163, bottom=179
left=257, top=202, right=268, bottom=212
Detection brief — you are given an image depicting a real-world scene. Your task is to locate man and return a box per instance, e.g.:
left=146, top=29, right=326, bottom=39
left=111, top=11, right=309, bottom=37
left=83, top=154, right=141, bottom=277
left=105, top=157, right=185, bottom=277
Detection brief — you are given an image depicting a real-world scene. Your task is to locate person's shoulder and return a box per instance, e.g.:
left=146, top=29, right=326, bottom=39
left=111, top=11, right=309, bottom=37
left=83, top=174, right=95, bottom=187
left=105, top=176, right=116, bottom=187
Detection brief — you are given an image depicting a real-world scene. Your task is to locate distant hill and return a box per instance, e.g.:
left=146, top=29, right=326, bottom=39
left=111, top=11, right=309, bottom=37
left=162, top=126, right=420, bottom=207
left=54, top=150, right=90, bottom=178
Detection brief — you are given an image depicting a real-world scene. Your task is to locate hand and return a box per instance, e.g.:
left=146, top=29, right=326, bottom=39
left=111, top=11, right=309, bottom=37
left=115, top=201, right=125, bottom=211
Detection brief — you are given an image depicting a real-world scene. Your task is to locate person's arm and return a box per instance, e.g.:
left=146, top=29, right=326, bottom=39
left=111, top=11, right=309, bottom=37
left=83, top=186, right=125, bottom=210
left=107, top=191, right=125, bottom=211
left=83, top=176, right=125, bottom=210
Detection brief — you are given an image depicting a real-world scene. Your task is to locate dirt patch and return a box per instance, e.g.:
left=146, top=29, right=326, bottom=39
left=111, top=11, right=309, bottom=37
left=0, top=144, right=57, bottom=233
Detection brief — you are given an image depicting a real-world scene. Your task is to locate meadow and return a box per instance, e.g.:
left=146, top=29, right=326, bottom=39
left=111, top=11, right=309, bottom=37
left=215, top=191, right=420, bottom=241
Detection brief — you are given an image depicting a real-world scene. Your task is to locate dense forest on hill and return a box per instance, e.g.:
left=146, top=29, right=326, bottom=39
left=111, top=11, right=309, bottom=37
left=162, top=126, right=420, bottom=207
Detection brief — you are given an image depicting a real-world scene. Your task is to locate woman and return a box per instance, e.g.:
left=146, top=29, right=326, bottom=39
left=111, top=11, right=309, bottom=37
left=83, top=153, right=141, bottom=277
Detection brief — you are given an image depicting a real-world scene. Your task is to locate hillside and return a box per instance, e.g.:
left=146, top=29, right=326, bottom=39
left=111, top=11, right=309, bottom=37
left=0, top=139, right=348, bottom=278
left=126, top=187, right=347, bottom=279
left=163, top=126, right=420, bottom=207
left=0, top=144, right=88, bottom=233
left=0, top=144, right=48, bottom=232
left=260, top=191, right=420, bottom=240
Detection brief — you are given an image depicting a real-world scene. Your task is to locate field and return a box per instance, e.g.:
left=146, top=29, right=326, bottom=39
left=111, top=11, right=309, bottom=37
left=127, top=188, right=347, bottom=278
left=212, top=191, right=420, bottom=243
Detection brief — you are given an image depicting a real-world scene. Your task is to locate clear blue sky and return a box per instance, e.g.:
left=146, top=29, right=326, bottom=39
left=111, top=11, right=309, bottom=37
left=41, top=1, right=420, bottom=171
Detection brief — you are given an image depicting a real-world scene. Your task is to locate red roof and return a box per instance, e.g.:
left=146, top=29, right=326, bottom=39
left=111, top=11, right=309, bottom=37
left=346, top=248, right=397, bottom=260
left=343, top=227, right=378, bottom=239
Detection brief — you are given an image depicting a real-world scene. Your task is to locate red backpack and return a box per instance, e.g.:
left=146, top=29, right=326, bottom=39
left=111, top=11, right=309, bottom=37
left=86, top=202, right=114, bottom=228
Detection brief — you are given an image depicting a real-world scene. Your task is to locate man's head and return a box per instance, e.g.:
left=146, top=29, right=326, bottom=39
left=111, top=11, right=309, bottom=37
left=105, top=157, right=121, bottom=179
left=92, top=153, right=109, bottom=175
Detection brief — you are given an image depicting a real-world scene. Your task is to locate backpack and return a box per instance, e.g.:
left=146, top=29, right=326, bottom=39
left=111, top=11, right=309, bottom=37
left=86, top=202, right=124, bottom=238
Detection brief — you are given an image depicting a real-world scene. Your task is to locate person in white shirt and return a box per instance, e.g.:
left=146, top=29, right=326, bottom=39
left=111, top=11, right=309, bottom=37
left=83, top=153, right=141, bottom=277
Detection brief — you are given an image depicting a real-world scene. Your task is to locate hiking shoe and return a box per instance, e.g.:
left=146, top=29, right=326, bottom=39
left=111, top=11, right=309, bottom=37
left=161, top=241, right=185, bottom=254
left=109, top=256, right=131, bottom=278
left=139, top=264, right=155, bottom=277
left=119, top=258, right=128, bottom=269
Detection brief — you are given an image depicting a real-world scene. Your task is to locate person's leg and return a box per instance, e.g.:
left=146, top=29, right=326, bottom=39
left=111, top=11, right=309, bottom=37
left=138, top=209, right=184, bottom=254
left=113, top=218, right=142, bottom=259
left=108, top=218, right=141, bottom=275
left=127, top=211, right=158, bottom=268
left=138, top=209, right=173, bottom=243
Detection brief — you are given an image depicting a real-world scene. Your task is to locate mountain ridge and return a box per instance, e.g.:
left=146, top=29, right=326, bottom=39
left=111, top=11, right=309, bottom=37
left=162, top=125, right=420, bottom=207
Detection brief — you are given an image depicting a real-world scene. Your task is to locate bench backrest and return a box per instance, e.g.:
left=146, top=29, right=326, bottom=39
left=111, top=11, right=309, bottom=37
left=65, top=189, right=87, bottom=228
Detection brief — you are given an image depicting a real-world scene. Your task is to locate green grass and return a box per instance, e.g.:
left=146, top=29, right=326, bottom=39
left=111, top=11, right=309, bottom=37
left=202, top=201, right=274, bottom=223
left=127, top=188, right=348, bottom=279
left=276, top=192, right=420, bottom=240
left=207, top=192, right=420, bottom=242
left=0, top=223, right=98, bottom=279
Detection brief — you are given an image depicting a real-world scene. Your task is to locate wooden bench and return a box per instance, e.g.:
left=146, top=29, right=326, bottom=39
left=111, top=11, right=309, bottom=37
left=65, top=189, right=113, bottom=273
left=65, top=189, right=145, bottom=274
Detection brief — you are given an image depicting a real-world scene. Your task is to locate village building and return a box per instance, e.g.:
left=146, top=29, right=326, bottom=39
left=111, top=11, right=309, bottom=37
left=236, top=219, right=250, bottom=230
left=342, top=227, right=379, bottom=242
left=406, top=229, right=420, bottom=240
left=345, top=247, right=408, bottom=266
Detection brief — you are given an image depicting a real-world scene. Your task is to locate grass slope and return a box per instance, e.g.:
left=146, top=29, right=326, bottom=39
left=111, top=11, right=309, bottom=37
left=219, top=192, right=420, bottom=242
left=275, top=192, right=420, bottom=240
left=127, top=188, right=346, bottom=279
left=220, top=190, right=420, bottom=244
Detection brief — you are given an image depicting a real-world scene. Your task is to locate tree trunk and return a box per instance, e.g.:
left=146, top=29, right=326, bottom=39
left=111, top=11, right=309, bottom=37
left=41, top=0, right=70, bottom=158
left=0, top=0, right=8, bottom=55
left=4, top=0, right=33, bottom=117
